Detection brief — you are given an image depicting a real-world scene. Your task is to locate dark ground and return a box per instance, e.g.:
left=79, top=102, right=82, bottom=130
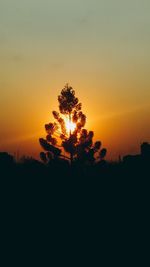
left=0, top=153, right=149, bottom=265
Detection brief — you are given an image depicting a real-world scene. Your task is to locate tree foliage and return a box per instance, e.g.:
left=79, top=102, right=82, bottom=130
left=39, top=84, right=107, bottom=164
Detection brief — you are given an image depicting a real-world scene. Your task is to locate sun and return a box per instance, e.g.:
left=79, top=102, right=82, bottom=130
left=65, top=118, right=76, bottom=134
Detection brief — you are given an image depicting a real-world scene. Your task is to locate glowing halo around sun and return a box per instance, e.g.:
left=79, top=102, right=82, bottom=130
left=64, top=118, right=76, bottom=134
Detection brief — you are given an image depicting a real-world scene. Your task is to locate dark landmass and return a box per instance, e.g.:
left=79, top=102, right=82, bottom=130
left=0, top=142, right=149, bottom=264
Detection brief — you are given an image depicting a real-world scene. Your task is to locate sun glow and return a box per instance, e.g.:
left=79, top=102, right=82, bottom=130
left=65, top=118, right=76, bottom=134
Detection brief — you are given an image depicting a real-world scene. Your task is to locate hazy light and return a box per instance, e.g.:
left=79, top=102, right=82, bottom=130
left=65, top=118, right=76, bottom=135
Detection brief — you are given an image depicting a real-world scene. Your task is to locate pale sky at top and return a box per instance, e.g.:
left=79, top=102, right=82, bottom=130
left=0, top=0, right=150, bottom=159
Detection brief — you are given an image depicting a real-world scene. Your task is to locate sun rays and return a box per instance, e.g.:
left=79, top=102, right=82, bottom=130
left=64, top=117, right=76, bottom=135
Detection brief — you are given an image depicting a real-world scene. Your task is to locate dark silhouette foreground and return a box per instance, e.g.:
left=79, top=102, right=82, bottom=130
left=1, top=142, right=150, bottom=185
left=1, top=143, right=149, bottom=265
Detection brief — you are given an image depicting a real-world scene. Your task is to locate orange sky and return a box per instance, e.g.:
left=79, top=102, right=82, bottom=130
left=0, top=0, right=150, bottom=160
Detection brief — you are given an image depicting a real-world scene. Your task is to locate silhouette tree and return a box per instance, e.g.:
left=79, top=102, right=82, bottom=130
left=39, top=84, right=107, bottom=164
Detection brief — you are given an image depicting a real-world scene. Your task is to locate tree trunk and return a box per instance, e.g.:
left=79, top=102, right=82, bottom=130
left=69, top=113, right=73, bottom=165
left=69, top=113, right=71, bottom=137
left=70, top=152, right=73, bottom=165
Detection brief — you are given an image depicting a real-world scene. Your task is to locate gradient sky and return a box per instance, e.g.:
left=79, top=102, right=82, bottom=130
left=0, top=0, right=150, bottom=159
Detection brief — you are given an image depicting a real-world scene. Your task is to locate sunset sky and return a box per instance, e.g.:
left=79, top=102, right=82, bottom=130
left=0, top=0, right=150, bottom=160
